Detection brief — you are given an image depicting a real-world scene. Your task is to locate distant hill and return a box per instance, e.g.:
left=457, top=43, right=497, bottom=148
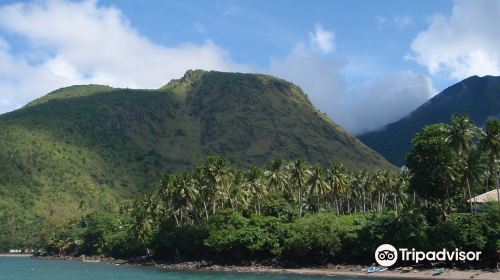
left=0, top=70, right=392, bottom=246
left=359, top=75, right=500, bottom=166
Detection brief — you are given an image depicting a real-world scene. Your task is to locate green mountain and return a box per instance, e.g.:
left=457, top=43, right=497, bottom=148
left=359, top=75, right=500, bottom=166
left=0, top=70, right=392, bottom=246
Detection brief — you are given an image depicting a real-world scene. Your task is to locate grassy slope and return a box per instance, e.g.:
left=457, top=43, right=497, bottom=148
left=359, top=75, right=500, bottom=166
left=0, top=70, right=392, bottom=246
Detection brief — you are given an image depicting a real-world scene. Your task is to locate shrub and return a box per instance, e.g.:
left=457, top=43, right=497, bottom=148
left=355, top=211, right=428, bottom=263
left=152, top=219, right=208, bottom=260
left=284, top=213, right=356, bottom=264
left=204, top=209, right=287, bottom=261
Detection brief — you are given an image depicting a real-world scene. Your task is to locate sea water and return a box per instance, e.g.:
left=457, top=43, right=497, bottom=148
left=0, top=257, right=356, bottom=280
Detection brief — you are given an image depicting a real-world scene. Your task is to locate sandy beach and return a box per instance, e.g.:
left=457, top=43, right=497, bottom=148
left=280, top=267, right=499, bottom=280
left=0, top=254, right=33, bottom=257
left=32, top=255, right=499, bottom=279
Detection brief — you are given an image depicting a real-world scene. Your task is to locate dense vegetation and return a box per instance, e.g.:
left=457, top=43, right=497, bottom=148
left=32, top=116, right=500, bottom=268
left=0, top=70, right=393, bottom=249
left=360, top=75, right=500, bottom=166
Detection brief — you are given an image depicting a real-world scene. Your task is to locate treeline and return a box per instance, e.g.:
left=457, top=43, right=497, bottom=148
left=39, top=115, right=499, bottom=267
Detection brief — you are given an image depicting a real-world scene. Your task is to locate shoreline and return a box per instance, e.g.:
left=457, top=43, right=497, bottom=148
left=0, top=254, right=33, bottom=257
left=33, top=256, right=499, bottom=280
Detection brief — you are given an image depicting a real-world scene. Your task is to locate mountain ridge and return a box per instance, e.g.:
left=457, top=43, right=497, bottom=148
left=359, top=75, right=500, bottom=166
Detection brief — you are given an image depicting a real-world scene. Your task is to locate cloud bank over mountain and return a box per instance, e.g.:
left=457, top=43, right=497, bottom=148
left=409, top=0, right=500, bottom=79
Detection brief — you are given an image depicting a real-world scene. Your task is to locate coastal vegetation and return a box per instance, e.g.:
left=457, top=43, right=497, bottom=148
left=33, top=115, right=499, bottom=268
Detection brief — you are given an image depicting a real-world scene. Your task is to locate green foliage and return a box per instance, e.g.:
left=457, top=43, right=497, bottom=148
left=429, top=214, right=486, bottom=252
left=152, top=220, right=207, bottom=260
left=284, top=213, right=356, bottom=264
left=79, top=212, right=119, bottom=255
left=105, top=230, right=145, bottom=259
left=261, top=198, right=297, bottom=222
left=357, top=211, right=429, bottom=254
left=204, top=210, right=287, bottom=260
left=407, top=123, right=460, bottom=210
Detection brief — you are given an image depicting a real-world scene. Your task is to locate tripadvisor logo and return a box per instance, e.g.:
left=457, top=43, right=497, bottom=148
left=374, top=244, right=482, bottom=267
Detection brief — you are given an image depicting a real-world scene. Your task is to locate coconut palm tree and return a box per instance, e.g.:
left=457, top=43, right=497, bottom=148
left=307, top=165, right=329, bottom=212
left=174, top=173, right=199, bottom=224
left=265, top=158, right=289, bottom=193
left=290, top=159, right=310, bottom=216
left=460, top=150, right=487, bottom=214
left=200, top=155, right=233, bottom=214
left=230, top=171, right=250, bottom=211
left=351, top=171, right=368, bottom=213
left=247, top=166, right=266, bottom=214
left=446, top=115, right=481, bottom=212
left=480, top=119, right=500, bottom=206
left=446, top=115, right=480, bottom=156
left=393, top=169, right=410, bottom=215
left=326, top=162, right=348, bottom=214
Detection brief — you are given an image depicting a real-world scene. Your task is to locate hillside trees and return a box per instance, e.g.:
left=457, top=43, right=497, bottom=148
left=407, top=115, right=498, bottom=216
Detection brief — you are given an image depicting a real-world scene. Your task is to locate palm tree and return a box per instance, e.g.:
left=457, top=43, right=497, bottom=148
left=480, top=119, right=500, bottom=206
left=129, top=197, right=155, bottom=255
left=460, top=150, right=487, bottom=214
left=446, top=115, right=481, bottom=213
left=393, top=169, right=410, bottom=215
left=446, top=115, right=480, bottom=156
left=290, top=159, right=310, bottom=216
left=174, top=173, right=199, bottom=224
left=307, top=165, right=329, bottom=212
left=265, top=158, right=289, bottom=193
left=326, top=162, right=348, bottom=214
left=230, top=171, right=250, bottom=211
left=351, top=171, right=368, bottom=213
left=247, top=166, right=265, bottom=214
left=200, top=155, right=233, bottom=214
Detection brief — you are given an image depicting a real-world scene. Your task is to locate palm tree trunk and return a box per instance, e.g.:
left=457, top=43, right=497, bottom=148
left=378, top=191, right=381, bottom=211
left=466, top=177, right=474, bottom=215
left=203, top=202, right=209, bottom=221
left=298, top=184, right=303, bottom=216
left=172, top=209, right=179, bottom=226
left=317, top=193, right=321, bottom=213
left=496, top=168, right=500, bottom=207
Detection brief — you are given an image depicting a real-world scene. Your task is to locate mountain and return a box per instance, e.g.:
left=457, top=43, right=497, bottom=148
left=359, top=75, right=500, bottom=166
left=0, top=70, right=392, bottom=246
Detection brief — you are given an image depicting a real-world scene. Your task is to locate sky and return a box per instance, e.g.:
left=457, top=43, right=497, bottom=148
left=0, top=0, right=499, bottom=134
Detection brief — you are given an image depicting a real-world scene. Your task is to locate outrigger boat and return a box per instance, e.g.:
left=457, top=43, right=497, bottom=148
left=432, top=268, right=444, bottom=276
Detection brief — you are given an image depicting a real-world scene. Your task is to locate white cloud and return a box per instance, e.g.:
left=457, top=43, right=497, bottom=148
left=269, top=43, right=346, bottom=110
left=0, top=0, right=249, bottom=114
left=269, top=45, right=436, bottom=134
left=393, top=15, right=413, bottom=29
left=410, top=0, right=500, bottom=79
left=338, top=72, right=436, bottom=134
left=309, top=24, right=335, bottom=53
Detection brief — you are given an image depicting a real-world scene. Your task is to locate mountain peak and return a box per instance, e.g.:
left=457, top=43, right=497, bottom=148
left=360, top=75, right=500, bottom=165
left=182, top=69, right=207, bottom=82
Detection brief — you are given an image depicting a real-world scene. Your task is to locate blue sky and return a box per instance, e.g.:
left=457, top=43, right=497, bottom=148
left=100, top=0, right=452, bottom=87
left=0, top=0, right=499, bottom=134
